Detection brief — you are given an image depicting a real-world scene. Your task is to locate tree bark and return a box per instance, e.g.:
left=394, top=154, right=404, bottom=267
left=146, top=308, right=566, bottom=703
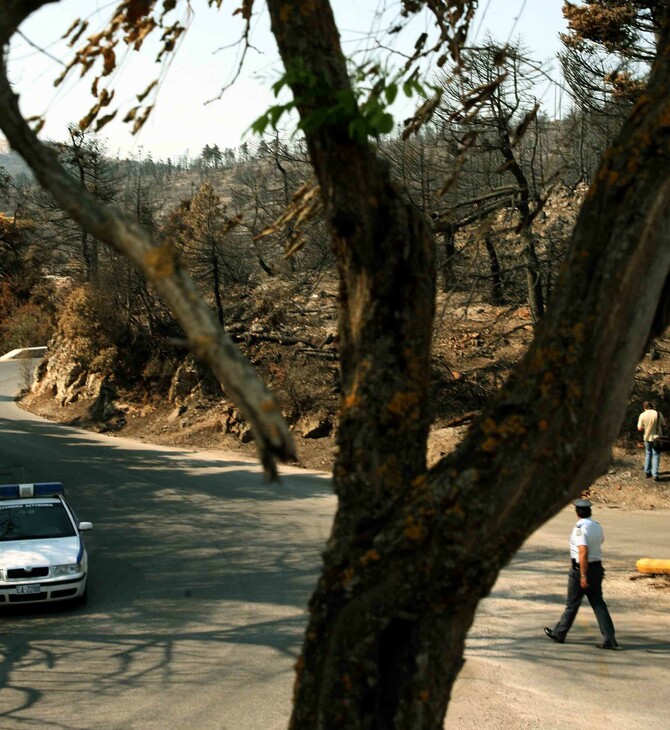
left=441, top=229, right=455, bottom=292
left=483, top=235, right=504, bottom=305
left=266, top=2, right=670, bottom=728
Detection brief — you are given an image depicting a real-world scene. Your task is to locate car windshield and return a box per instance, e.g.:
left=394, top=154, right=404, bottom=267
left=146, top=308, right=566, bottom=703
left=0, top=502, right=76, bottom=541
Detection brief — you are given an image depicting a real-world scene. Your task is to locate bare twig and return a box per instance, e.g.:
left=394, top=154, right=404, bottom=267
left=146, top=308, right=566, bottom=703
left=0, top=5, right=295, bottom=478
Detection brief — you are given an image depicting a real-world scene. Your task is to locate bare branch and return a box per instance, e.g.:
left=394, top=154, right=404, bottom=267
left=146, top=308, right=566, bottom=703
left=0, top=17, right=295, bottom=478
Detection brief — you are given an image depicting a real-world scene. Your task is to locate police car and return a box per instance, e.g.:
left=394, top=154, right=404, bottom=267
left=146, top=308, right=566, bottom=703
left=0, top=482, right=92, bottom=606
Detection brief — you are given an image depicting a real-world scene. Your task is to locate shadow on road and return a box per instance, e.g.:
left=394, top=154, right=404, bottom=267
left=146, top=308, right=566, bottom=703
left=0, top=414, right=333, bottom=722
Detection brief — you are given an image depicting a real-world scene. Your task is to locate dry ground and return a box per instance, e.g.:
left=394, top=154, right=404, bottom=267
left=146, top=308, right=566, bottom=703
left=18, top=288, right=670, bottom=512
left=19, top=392, right=670, bottom=512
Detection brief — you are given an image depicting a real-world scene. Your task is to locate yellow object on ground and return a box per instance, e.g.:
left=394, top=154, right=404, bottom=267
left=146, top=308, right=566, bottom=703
left=636, top=558, right=670, bottom=574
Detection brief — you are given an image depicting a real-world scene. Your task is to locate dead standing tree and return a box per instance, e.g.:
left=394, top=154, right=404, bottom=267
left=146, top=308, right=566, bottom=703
left=434, top=42, right=547, bottom=321
left=2, top=1, right=670, bottom=729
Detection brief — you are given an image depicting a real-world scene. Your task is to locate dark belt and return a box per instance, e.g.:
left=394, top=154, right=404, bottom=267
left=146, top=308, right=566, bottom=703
left=571, top=559, right=602, bottom=568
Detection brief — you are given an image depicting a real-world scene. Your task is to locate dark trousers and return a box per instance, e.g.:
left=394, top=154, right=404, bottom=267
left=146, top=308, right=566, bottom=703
left=553, top=562, right=616, bottom=643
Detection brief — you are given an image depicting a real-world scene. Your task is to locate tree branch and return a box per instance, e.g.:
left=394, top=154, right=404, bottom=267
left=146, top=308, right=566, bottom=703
left=0, top=7, right=295, bottom=479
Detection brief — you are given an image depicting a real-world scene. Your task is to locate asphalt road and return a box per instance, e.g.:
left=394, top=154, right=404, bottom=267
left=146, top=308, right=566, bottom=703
left=1, top=360, right=669, bottom=729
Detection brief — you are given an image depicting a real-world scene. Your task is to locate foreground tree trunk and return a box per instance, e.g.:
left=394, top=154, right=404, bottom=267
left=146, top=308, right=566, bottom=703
left=266, top=2, right=670, bottom=728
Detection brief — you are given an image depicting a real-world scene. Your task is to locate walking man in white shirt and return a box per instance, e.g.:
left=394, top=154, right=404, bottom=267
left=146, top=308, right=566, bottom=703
left=544, top=499, right=618, bottom=650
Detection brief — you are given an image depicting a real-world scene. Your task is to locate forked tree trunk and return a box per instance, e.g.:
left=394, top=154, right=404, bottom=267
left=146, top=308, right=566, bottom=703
left=498, top=126, right=544, bottom=322
left=266, top=2, right=670, bottom=728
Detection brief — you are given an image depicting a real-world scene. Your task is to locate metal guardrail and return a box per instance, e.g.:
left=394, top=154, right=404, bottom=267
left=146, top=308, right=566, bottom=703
left=0, top=346, right=47, bottom=361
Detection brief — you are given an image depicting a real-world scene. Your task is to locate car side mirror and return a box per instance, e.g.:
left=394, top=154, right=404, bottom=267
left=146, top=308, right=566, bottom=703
left=79, top=521, right=93, bottom=531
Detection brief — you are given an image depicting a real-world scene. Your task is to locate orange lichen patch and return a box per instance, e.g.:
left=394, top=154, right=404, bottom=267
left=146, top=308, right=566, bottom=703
left=481, top=414, right=528, bottom=450
left=342, top=566, right=355, bottom=587
left=144, top=243, right=175, bottom=277
left=627, top=155, right=641, bottom=174
left=411, top=474, right=427, bottom=489
left=403, top=350, right=426, bottom=380
left=403, top=515, right=425, bottom=541
left=539, top=383, right=555, bottom=400
left=445, top=503, right=465, bottom=518
left=658, top=105, right=670, bottom=127
left=359, top=548, right=381, bottom=566
left=567, top=382, right=582, bottom=400
left=379, top=468, right=404, bottom=491
left=300, top=0, right=317, bottom=15
left=497, top=414, right=527, bottom=438
left=538, top=419, right=549, bottom=431
left=387, top=390, right=420, bottom=417
left=343, top=390, right=360, bottom=410
left=419, top=690, right=431, bottom=704
left=530, top=346, right=562, bottom=372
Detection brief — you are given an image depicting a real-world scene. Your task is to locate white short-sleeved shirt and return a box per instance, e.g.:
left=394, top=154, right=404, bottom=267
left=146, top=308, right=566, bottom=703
left=569, top=518, right=604, bottom=561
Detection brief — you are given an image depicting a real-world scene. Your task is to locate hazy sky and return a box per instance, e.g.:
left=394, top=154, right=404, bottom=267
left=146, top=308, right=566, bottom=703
left=7, top=0, right=568, bottom=161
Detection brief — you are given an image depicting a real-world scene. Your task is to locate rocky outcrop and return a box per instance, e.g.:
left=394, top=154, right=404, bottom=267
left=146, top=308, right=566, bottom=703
left=168, top=358, right=222, bottom=403
left=297, top=413, right=333, bottom=439
left=32, top=335, right=108, bottom=407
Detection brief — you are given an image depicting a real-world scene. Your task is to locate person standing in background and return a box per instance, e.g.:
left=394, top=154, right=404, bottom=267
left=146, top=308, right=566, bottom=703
left=637, top=401, right=665, bottom=481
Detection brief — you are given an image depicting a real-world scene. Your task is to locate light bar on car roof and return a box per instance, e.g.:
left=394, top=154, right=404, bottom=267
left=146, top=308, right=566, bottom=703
left=0, top=482, right=65, bottom=499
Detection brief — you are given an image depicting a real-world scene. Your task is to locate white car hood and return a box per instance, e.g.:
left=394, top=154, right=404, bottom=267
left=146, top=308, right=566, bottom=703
left=0, top=536, right=81, bottom=569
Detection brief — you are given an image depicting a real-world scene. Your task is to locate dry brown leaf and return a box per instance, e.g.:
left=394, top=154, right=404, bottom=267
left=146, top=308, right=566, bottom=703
left=132, top=105, right=154, bottom=134
left=125, top=0, right=154, bottom=25
left=95, top=111, right=118, bottom=131
left=62, top=18, right=81, bottom=40
left=137, top=80, right=157, bottom=102
left=101, top=46, right=116, bottom=76
left=67, top=20, right=89, bottom=47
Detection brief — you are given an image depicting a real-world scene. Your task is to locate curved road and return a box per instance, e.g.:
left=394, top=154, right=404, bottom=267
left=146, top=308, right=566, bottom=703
left=1, top=360, right=669, bottom=729
left=0, top=360, right=334, bottom=729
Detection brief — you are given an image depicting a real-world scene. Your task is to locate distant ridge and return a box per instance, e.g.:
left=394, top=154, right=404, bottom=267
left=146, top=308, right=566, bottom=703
left=0, top=138, right=31, bottom=178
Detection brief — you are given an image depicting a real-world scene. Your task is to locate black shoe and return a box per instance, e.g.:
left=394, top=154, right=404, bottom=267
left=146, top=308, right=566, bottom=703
left=654, top=476, right=660, bottom=481
left=544, top=627, right=564, bottom=644
left=596, top=641, right=619, bottom=650
left=645, top=472, right=652, bottom=479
